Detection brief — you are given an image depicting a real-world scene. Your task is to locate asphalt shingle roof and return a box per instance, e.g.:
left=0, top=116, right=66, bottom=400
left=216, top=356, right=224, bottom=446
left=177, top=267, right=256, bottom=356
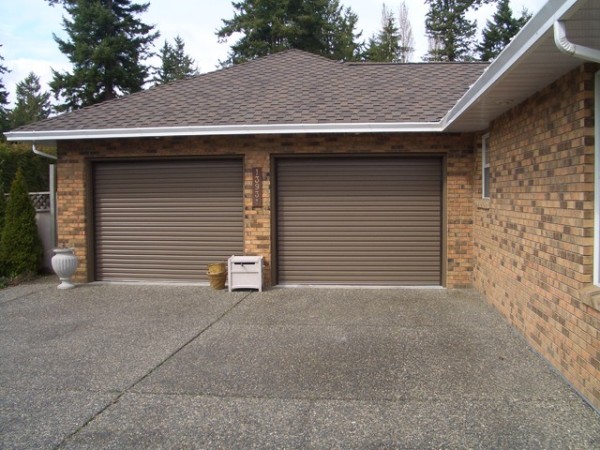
left=15, top=50, right=488, bottom=132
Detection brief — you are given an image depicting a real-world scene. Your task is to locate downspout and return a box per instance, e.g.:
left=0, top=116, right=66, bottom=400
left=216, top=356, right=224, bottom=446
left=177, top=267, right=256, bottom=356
left=32, top=143, right=57, bottom=161
left=554, top=21, right=600, bottom=63
left=31, top=143, right=58, bottom=251
left=554, top=21, right=600, bottom=285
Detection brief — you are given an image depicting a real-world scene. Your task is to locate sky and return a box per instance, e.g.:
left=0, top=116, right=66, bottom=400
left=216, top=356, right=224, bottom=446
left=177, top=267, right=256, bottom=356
left=0, top=0, right=548, bottom=106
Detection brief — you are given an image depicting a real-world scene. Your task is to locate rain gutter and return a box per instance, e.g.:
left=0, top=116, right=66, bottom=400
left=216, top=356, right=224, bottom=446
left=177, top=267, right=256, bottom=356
left=441, top=0, right=581, bottom=130
left=4, top=122, right=444, bottom=143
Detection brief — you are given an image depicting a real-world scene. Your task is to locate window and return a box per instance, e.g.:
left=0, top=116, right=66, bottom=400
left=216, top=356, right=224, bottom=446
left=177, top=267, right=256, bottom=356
left=482, top=134, right=490, bottom=199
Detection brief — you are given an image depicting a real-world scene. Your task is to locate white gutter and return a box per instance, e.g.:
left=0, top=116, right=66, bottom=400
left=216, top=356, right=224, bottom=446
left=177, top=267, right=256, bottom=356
left=32, top=143, right=57, bottom=160
left=5, top=122, right=444, bottom=142
left=554, top=21, right=600, bottom=64
left=442, top=0, right=581, bottom=130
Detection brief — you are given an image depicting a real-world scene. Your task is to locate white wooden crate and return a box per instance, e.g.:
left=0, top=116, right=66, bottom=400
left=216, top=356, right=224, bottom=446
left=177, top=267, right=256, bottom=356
left=228, top=255, right=263, bottom=292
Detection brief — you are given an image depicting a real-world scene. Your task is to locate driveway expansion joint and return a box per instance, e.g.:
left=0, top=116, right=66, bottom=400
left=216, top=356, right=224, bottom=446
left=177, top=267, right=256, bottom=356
left=52, top=291, right=253, bottom=450
left=0, top=285, right=54, bottom=305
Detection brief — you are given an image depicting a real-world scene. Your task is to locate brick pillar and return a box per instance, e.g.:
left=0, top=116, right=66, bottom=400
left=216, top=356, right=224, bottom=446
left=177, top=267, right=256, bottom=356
left=56, top=149, right=89, bottom=282
left=243, top=150, right=272, bottom=286
left=446, top=147, right=475, bottom=288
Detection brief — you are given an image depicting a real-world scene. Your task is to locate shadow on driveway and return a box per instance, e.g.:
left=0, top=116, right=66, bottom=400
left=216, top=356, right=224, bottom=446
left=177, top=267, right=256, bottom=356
left=1, top=280, right=599, bottom=449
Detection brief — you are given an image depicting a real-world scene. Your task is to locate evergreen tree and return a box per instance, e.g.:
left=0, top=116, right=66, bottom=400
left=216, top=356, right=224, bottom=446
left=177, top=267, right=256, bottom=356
left=153, top=36, right=199, bottom=85
left=10, top=73, right=52, bottom=129
left=477, top=0, right=532, bottom=61
left=397, top=1, right=415, bottom=63
left=47, top=0, right=159, bottom=112
left=321, top=2, right=362, bottom=61
left=0, top=45, right=10, bottom=136
left=0, top=142, right=50, bottom=193
left=365, top=4, right=401, bottom=62
left=424, top=0, right=494, bottom=62
left=217, top=0, right=362, bottom=65
left=0, top=169, right=43, bottom=276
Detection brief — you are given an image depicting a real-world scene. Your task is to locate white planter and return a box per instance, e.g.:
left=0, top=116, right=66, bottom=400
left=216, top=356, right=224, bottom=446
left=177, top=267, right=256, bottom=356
left=51, top=248, right=78, bottom=290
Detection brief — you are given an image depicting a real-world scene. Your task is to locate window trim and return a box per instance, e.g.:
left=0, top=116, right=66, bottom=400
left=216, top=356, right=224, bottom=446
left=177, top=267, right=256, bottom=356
left=482, top=133, right=490, bottom=199
left=594, top=72, right=599, bottom=286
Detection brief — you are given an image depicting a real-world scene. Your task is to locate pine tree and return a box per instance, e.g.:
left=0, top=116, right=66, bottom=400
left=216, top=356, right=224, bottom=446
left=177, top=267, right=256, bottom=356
left=397, top=1, right=414, bottom=63
left=10, top=73, right=52, bottom=129
left=424, top=0, right=494, bottom=62
left=321, top=2, right=363, bottom=61
left=47, top=0, right=159, bottom=112
left=0, top=45, right=10, bottom=136
left=153, top=36, right=199, bottom=85
left=217, top=0, right=362, bottom=65
left=365, top=4, right=401, bottom=62
left=0, top=169, right=43, bottom=276
left=477, top=0, right=532, bottom=61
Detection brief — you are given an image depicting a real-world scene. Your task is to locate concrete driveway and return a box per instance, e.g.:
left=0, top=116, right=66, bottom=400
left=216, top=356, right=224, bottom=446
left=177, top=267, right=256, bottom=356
left=1, top=279, right=599, bottom=449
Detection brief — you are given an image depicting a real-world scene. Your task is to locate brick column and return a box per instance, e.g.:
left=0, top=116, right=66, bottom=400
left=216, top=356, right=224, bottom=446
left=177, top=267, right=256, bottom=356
left=243, top=150, right=273, bottom=286
left=56, top=148, right=89, bottom=282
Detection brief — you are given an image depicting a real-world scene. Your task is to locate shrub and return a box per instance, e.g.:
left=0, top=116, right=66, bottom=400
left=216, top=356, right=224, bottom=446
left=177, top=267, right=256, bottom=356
left=0, top=141, right=51, bottom=193
left=0, top=179, right=5, bottom=275
left=0, top=169, right=43, bottom=276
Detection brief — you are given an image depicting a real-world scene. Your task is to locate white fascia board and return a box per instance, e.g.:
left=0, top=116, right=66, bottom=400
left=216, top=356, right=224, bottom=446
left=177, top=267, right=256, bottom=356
left=441, top=0, right=581, bottom=130
left=4, top=122, right=444, bottom=142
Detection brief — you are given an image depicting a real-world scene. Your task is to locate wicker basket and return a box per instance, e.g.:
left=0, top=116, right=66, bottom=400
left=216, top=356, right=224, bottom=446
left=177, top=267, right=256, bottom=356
left=207, top=263, right=227, bottom=290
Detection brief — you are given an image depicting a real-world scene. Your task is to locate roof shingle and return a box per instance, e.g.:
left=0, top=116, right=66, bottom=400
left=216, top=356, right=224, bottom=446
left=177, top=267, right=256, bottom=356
left=14, top=50, right=488, bottom=133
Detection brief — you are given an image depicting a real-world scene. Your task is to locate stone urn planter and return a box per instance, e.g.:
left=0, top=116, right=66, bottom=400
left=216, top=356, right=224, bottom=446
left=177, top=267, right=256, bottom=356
left=51, top=248, right=78, bottom=289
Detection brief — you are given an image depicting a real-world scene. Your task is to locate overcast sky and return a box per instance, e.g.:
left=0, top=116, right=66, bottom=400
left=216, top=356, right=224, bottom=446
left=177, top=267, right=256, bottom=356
left=1, top=0, right=547, bottom=105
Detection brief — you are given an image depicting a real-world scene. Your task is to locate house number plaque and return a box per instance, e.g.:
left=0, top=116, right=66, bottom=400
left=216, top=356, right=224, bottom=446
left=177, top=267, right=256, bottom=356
left=252, top=168, right=263, bottom=208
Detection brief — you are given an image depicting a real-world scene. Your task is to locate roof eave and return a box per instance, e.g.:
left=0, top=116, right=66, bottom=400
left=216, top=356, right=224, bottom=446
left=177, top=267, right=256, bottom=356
left=441, top=0, right=582, bottom=131
left=4, top=122, right=445, bottom=142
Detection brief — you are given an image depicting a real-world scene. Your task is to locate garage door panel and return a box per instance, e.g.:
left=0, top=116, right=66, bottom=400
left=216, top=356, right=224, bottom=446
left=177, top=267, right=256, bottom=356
left=94, top=160, right=243, bottom=282
left=277, top=157, right=442, bottom=286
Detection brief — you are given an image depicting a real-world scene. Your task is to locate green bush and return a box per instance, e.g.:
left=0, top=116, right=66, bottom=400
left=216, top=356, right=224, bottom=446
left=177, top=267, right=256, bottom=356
left=0, top=169, right=43, bottom=276
left=0, top=178, right=5, bottom=275
left=0, top=178, right=5, bottom=234
left=0, top=141, right=50, bottom=193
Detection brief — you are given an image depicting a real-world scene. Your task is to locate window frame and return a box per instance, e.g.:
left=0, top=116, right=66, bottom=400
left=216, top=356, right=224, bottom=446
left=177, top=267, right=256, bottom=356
left=482, top=133, right=490, bottom=199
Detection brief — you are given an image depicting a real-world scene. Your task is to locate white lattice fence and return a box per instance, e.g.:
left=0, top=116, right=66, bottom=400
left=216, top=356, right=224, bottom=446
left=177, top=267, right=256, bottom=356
left=29, top=192, right=51, bottom=212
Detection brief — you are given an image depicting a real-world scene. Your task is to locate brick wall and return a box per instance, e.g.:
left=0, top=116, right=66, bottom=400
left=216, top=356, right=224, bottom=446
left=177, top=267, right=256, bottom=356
left=57, top=133, right=475, bottom=288
left=473, top=64, right=600, bottom=409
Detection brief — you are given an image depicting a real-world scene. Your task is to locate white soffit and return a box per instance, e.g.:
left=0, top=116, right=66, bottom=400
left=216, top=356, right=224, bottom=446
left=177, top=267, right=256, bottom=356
left=444, top=0, right=599, bottom=133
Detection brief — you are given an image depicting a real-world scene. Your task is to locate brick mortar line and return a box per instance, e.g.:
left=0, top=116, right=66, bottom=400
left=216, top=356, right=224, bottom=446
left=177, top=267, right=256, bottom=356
left=53, top=291, right=254, bottom=450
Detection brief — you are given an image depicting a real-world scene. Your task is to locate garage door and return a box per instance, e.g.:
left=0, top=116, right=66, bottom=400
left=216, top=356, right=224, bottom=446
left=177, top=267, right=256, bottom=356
left=94, top=159, right=243, bottom=282
left=276, top=157, right=442, bottom=285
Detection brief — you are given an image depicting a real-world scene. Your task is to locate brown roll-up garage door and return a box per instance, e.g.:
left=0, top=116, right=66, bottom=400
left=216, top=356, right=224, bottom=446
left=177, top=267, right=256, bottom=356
left=94, top=159, right=243, bottom=282
left=276, top=157, right=442, bottom=285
